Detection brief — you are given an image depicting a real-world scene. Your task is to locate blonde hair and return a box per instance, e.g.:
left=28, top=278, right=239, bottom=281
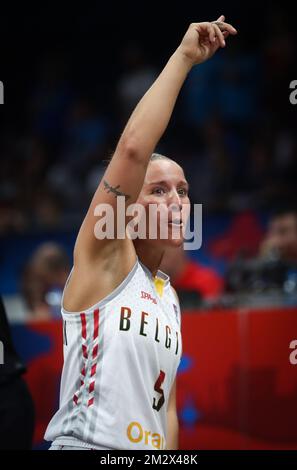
left=150, top=152, right=174, bottom=163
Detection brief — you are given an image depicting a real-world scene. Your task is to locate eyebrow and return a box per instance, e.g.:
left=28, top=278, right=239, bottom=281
left=148, top=180, right=190, bottom=190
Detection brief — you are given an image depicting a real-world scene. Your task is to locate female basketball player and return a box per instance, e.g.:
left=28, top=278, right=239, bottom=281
left=45, top=16, right=237, bottom=450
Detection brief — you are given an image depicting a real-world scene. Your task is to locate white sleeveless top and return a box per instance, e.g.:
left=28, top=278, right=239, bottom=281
left=44, top=257, right=182, bottom=450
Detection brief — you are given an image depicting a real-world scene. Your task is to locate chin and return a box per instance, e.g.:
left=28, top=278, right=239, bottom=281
left=163, top=236, right=184, bottom=248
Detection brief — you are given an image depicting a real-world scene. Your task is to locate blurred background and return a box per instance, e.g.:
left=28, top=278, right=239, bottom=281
left=0, top=1, right=297, bottom=450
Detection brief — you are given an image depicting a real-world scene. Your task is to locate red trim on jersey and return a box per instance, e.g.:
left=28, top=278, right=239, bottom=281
left=72, top=308, right=100, bottom=408
left=91, top=363, right=97, bottom=377
left=93, top=309, right=99, bottom=340
left=88, top=397, right=94, bottom=407
left=89, top=381, right=95, bottom=393
left=80, top=313, right=87, bottom=339
left=82, top=344, right=88, bottom=359
left=92, top=344, right=98, bottom=359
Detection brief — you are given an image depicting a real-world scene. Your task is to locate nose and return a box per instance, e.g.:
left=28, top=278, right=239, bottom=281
left=169, top=190, right=182, bottom=212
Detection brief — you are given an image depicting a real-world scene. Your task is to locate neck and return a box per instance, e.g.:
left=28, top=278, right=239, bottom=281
left=134, top=240, right=165, bottom=277
left=169, top=256, right=188, bottom=280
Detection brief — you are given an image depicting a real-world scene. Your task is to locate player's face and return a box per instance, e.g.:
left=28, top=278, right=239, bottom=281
left=136, top=160, right=190, bottom=247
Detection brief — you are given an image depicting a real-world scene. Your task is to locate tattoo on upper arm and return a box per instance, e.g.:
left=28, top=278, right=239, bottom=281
left=103, top=180, right=131, bottom=200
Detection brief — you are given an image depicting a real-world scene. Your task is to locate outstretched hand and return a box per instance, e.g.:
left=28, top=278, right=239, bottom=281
left=178, top=15, right=237, bottom=66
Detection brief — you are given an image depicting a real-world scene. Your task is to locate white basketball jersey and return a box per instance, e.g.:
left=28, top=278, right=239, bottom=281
left=44, top=257, right=182, bottom=450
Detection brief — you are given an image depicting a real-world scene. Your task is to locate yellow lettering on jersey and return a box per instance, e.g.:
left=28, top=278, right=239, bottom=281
left=151, top=432, right=162, bottom=449
left=144, top=429, right=151, bottom=444
left=127, top=421, right=165, bottom=449
left=127, top=421, right=143, bottom=443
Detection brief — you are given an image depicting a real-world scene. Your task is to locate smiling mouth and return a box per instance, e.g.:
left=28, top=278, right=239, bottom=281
left=168, top=219, right=183, bottom=227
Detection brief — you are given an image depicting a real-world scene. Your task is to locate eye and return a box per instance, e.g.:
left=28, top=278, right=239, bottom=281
left=152, top=187, right=166, bottom=195
left=178, top=188, right=188, bottom=196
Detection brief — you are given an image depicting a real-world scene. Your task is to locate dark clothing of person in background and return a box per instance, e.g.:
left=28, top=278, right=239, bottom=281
left=0, top=296, right=35, bottom=449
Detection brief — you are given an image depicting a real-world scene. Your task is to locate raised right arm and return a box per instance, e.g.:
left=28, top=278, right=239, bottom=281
left=74, top=17, right=237, bottom=263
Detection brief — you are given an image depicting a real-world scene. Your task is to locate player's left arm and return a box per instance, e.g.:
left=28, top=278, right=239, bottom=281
left=166, top=377, right=179, bottom=450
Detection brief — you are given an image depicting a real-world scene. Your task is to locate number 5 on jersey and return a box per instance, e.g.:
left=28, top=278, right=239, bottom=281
left=152, top=370, right=166, bottom=411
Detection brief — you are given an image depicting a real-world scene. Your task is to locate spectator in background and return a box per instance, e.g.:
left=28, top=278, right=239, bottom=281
left=159, top=246, right=224, bottom=309
left=0, top=296, right=35, bottom=449
left=225, top=209, right=297, bottom=300
left=21, top=243, right=70, bottom=321
left=259, top=209, right=297, bottom=263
